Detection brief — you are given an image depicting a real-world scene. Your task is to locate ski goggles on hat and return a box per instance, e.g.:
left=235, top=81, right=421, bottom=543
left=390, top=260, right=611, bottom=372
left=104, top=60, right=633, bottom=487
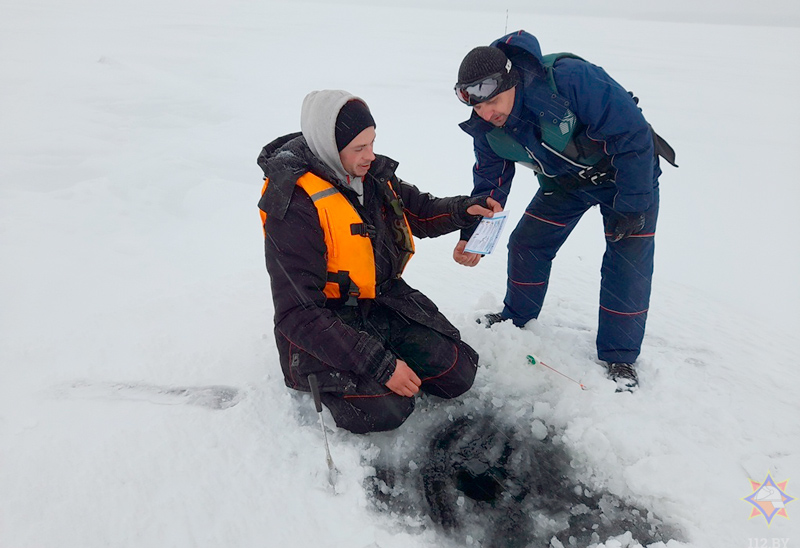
left=455, top=73, right=505, bottom=106
left=454, top=59, right=514, bottom=106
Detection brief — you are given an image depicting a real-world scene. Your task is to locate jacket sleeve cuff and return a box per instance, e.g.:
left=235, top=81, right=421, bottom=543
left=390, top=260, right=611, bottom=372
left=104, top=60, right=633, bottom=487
left=460, top=223, right=479, bottom=241
left=371, top=351, right=397, bottom=385
left=452, top=196, right=485, bottom=228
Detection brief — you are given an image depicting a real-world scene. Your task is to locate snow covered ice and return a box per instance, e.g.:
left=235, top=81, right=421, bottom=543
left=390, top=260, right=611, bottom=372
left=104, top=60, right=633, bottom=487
left=1, top=0, right=799, bottom=547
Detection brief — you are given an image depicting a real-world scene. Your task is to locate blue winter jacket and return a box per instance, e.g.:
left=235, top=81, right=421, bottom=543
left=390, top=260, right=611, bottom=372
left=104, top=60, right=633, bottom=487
left=460, top=30, right=660, bottom=214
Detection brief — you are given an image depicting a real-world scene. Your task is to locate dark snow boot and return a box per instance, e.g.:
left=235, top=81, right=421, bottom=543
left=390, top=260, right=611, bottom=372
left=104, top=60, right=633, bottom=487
left=476, top=312, right=507, bottom=327
left=606, top=362, right=639, bottom=392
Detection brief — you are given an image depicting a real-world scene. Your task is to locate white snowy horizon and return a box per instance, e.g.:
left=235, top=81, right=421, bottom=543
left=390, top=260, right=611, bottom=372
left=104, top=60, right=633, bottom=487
left=2, top=1, right=798, bottom=547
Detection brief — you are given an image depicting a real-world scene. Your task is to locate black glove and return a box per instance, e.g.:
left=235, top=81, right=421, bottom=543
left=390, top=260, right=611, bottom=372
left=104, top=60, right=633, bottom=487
left=458, top=195, right=491, bottom=224
left=606, top=211, right=646, bottom=242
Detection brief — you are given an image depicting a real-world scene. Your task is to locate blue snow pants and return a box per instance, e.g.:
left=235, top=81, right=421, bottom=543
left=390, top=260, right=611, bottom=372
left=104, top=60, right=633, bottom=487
left=502, top=184, right=659, bottom=364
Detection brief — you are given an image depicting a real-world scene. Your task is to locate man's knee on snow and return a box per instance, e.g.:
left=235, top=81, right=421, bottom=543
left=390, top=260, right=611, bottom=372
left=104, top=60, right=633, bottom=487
left=324, top=391, right=415, bottom=434
left=368, top=401, right=415, bottom=432
left=422, top=342, right=478, bottom=400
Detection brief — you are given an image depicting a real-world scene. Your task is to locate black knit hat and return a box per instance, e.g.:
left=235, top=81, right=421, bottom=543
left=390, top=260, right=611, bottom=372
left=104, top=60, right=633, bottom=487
left=456, top=46, right=519, bottom=103
left=335, top=100, right=376, bottom=152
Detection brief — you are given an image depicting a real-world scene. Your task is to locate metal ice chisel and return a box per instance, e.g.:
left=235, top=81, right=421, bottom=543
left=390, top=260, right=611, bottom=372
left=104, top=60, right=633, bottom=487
left=307, top=374, right=339, bottom=489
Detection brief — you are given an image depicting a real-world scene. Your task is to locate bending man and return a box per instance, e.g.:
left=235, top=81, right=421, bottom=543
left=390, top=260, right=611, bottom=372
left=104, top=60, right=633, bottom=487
left=452, top=31, right=676, bottom=391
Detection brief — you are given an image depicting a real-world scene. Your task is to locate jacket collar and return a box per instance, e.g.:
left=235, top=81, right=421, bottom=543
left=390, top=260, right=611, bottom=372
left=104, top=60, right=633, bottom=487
left=458, top=79, right=527, bottom=138
left=258, top=133, right=398, bottom=220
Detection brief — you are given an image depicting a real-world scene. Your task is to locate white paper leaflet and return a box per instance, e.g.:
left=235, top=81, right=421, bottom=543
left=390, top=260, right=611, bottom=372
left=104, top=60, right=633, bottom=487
left=464, top=211, right=509, bottom=255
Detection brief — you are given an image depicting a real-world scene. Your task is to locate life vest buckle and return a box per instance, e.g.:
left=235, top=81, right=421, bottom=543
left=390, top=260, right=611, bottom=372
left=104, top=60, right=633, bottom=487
left=345, top=284, right=360, bottom=306
left=350, top=223, right=376, bottom=238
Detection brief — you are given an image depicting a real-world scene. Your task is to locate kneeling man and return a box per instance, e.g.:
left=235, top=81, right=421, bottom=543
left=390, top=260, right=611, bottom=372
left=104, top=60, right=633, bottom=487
left=257, top=90, right=500, bottom=433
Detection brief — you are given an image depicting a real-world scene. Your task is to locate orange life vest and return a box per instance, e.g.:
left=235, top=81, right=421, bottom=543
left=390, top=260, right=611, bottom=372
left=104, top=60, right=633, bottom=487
left=261, top=172, right=415, bottom=302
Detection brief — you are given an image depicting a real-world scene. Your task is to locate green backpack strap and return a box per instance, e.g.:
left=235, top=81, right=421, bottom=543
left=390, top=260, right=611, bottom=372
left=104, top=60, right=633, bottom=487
left=538, top=53, right=585, bottom=153
left=540, top=52, right=585, bottom=90
left=544, top=53, right=678, bottom=168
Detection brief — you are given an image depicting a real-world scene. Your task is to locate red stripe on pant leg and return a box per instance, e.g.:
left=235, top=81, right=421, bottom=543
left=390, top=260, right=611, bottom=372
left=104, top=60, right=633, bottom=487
left=420, top=342, right=459, bottom=383
left=524, top=211, right=567, bottom=227
left=600, top=305, right=648, bottom=316
left=603, top=232, right=656, bottom=238
left=509, top=278, right=546, bottom=286
left=343, top=391, right=394, bottom=400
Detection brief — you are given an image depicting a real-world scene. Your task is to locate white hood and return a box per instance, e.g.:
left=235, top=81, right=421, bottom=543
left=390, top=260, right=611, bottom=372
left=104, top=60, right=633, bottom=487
left=300, top=90, right=369, bottom=196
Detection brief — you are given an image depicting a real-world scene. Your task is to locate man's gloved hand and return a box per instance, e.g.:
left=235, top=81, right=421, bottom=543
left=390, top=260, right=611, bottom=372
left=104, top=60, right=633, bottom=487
left=606, top=211, right=646, bottom=242
left=464, top=195, right=503, bottom=219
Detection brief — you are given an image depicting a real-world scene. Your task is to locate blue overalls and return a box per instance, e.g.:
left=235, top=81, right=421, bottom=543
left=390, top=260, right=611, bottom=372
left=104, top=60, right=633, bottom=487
left=460, top=30, right=662, bottom=364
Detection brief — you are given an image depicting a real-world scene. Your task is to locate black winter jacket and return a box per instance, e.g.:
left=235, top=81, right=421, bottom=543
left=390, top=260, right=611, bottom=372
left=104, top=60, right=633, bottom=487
left=258, top=133, right=480, bottom=392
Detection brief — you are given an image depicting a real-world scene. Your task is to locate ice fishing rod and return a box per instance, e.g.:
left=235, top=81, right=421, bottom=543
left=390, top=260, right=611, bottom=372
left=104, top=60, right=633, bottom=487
left=526, top=355, right=587, bottom=390
left=308, top=374, right=339, bottom=490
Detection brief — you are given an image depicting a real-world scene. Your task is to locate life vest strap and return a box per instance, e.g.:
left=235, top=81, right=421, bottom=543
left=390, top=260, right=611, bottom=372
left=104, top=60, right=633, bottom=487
left=327, top=270, right=360, bottom=306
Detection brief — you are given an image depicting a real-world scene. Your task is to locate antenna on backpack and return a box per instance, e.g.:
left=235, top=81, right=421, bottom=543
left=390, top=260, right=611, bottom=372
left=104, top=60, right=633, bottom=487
left=505, top=10, right=509, bottom=34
